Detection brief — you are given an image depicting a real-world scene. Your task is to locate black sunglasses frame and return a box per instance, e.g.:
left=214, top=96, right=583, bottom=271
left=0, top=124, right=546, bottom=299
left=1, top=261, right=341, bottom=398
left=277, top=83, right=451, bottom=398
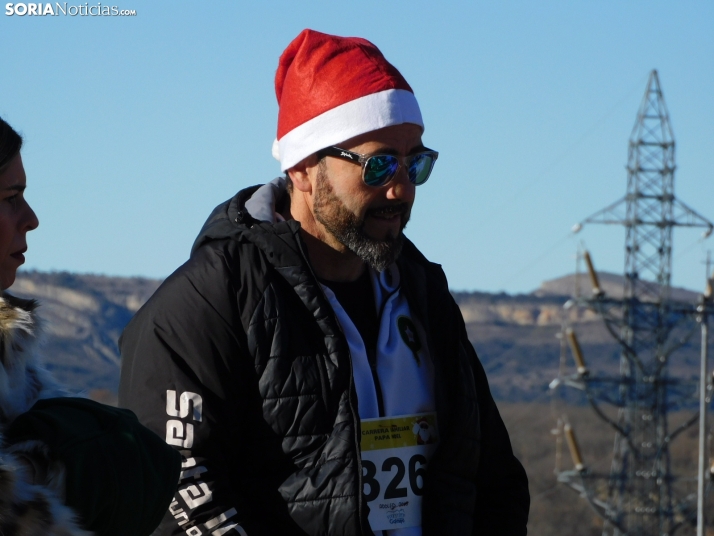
left=318, top=146, right=439, bottom=187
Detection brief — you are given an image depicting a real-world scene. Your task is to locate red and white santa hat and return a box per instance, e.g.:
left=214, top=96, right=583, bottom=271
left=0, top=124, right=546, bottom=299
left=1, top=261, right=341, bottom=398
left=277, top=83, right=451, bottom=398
left=273, top=29, right=423, bottom=172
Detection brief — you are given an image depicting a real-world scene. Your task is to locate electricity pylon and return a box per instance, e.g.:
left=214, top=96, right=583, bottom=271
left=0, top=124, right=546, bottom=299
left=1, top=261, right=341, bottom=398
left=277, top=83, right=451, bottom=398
left=552, top=71, right=713, bottom=535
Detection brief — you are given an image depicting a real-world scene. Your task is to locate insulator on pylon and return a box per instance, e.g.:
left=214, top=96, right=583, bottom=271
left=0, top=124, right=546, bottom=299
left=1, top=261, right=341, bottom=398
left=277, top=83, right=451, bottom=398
left=564, top=424, right=585, bottom=472
left=583, top=250, right=603, bottom=296
left=565, top=328, right=588, bottom=376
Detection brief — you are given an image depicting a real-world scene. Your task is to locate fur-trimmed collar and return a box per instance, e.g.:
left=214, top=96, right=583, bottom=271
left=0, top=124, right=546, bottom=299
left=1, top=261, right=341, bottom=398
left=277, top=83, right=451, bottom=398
left=0, top=293, right=65, bottom=424
left=0, top=294, right=91, bottom=535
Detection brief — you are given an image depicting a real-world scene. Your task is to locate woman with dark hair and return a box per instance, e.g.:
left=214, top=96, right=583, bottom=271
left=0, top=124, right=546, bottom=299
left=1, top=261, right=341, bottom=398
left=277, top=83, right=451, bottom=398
left=0, top=116, right=180, bottom=535
left=0, top=118, right=39, bottom=289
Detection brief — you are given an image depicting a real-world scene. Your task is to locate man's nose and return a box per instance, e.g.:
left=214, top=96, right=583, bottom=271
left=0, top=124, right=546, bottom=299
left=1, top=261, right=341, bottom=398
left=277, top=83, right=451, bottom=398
left=386, top=165, right=415, bottom=201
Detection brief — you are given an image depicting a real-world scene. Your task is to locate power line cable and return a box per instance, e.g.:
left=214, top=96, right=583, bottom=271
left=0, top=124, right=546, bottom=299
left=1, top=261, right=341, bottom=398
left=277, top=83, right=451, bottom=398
left=474, top=72, right=650, bottom=228
left=498, top=231, right=574, bottom=290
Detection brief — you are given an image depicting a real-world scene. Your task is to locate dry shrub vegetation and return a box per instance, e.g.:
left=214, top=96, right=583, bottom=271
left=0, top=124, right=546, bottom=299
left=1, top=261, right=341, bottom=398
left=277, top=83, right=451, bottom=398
left=499, top=403, right=714, bottom=535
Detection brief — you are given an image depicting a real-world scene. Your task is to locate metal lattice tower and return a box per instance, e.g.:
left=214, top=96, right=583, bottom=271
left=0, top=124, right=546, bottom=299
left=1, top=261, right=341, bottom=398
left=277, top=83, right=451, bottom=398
left=553, top=71, right=713, bottom=536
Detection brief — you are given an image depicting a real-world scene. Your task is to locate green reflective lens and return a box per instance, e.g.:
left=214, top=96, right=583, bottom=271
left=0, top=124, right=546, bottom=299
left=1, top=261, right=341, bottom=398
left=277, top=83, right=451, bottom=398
left=408, top=153, right=435, bottom=185
left=364, top=155, right=400, bottom=186
left=408, top=154, right=428, bottom=185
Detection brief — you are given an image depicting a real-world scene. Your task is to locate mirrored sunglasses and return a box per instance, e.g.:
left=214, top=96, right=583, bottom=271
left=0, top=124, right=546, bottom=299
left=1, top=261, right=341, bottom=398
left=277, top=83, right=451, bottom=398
left=319, top=146, right=439, bottom=187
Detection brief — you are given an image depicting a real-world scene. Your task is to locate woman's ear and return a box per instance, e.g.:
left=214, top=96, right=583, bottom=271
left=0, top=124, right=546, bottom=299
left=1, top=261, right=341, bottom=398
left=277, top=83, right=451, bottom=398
left=287, top=155, right=318, bottom=194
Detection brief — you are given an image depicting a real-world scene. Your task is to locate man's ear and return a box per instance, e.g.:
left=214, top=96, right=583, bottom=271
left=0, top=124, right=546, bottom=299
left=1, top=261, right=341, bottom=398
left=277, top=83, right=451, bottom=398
left=287, top=155, right=318, bottom=194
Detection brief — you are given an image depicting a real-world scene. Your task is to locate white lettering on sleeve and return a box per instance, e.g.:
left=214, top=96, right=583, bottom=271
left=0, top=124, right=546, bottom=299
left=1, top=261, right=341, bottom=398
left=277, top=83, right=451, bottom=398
left=213, top=524, right=248, bottom=536
left=169, top=499, right=183, bottom=516
left=180, top=466, right=208, bottom=481
left=167, top=420, right=195, bottom=448
left=179, top=482, right=213, bottom=509
left=167, top=390, right=203, bottom=421
left=165, top=390, right=214, bottom=531
left=204, top=508, right=237, bottom=530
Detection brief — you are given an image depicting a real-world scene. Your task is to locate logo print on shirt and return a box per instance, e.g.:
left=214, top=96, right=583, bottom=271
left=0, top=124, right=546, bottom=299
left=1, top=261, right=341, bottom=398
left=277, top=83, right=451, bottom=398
left=397, top=316, right=421, bottom=365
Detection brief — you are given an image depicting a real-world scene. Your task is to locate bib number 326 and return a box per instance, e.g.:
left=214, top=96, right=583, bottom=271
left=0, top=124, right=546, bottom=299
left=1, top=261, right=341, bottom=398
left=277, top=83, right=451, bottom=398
left=363, top=454, right=427, bottom=501
left=360, top=413, right=438, bottom=531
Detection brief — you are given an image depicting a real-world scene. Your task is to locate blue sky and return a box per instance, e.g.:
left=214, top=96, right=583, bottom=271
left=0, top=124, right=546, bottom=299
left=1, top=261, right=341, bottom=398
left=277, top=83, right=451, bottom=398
left=1, top=1, right=713, bottom=293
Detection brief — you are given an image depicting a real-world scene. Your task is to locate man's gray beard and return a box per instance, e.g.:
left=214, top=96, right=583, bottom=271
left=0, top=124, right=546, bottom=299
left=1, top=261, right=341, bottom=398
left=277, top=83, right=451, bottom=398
left=313, top=164, right=409, bottom=272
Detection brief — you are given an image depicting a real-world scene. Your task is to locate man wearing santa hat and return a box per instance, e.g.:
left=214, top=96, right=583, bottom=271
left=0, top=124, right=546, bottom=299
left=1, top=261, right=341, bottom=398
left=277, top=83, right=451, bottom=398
left=119, top=29, right=529, bottom=536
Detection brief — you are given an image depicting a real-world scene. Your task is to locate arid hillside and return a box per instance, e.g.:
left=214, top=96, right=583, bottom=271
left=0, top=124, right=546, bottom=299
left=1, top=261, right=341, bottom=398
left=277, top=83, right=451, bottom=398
left=454, top=272, right=703, bottom=403
left=500, top=402, right=714, bottom=535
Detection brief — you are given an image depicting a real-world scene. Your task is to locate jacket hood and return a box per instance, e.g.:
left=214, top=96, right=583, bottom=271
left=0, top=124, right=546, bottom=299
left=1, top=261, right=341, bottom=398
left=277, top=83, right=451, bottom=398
left=191, top=178, right=291, bottom=256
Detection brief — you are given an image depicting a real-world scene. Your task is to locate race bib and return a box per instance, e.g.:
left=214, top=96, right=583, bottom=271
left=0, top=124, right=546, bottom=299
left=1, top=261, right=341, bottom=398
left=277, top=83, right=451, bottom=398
left=360, top=413, right=438, bottom=531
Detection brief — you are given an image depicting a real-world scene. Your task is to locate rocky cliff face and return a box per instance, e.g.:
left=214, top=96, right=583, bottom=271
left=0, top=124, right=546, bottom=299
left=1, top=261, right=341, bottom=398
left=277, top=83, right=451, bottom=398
left=6, top=270, right=704, bottom=404
left=8, top=271, right=161, bottom=404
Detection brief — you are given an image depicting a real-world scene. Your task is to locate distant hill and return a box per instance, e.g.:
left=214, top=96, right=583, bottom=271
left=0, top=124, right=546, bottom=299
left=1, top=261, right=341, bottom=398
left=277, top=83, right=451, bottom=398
left=534, top=270, right=701, bottom=303
left=6, top=270, right=705, bottom=404
left=8, top=271, right=162, bottom=404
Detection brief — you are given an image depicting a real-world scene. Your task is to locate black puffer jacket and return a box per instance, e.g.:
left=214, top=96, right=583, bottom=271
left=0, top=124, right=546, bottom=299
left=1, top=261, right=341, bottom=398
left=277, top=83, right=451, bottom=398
left=118, top=183, right=529, bottom=536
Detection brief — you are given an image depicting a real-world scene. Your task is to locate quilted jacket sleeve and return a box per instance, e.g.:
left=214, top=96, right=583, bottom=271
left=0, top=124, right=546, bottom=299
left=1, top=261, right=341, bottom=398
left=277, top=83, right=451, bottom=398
left=118, top=244, right=285, bottom=536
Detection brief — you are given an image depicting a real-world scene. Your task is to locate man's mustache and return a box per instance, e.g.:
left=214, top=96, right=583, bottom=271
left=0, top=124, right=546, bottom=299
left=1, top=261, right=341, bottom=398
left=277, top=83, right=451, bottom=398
left=365, top=203, right=410, bottom=218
